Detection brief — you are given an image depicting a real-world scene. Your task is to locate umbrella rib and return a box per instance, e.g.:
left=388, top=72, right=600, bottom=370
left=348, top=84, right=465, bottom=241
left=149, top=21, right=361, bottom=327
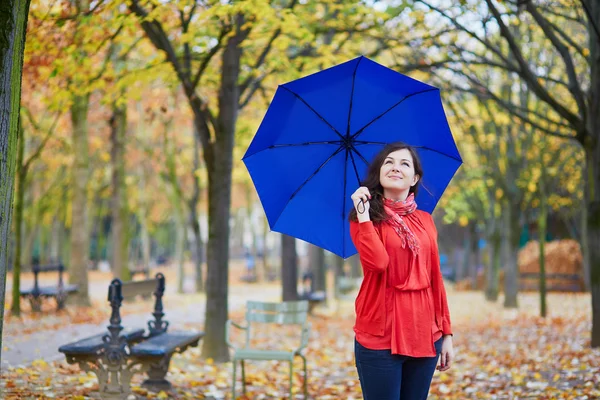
left=342, top=148, right=349, bottom=255
left=280, top=86, right=345, bottom=141
left=268, top=141, right=342, bottom=149
left=354, top=141, right=463, bottom=163
left=286, top=145, right=345, bottom=204
left=350, top=146, right=370, bottom=167
left=350, top=88, right=439, bottom=140
left=345, top=57, right=363, bottom=137
left=348, top=148, right=363, bottom=184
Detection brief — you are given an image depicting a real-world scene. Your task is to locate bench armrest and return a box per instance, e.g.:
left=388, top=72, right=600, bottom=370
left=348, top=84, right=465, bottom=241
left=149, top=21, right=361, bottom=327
left=225, top=320, right=247, bottom=350
left=296, top=322, right=311, bottom=353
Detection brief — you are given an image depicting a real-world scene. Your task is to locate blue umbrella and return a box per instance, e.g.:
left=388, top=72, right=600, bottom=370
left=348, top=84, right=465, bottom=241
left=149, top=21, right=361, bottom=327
left=243, top=56, right=462, bottom=259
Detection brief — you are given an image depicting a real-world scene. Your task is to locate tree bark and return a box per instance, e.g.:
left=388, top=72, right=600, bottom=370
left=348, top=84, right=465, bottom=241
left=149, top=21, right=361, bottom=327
left=486, top=229, right=501, bottom=302
left=10, top=123, right=25, bottom=315
left=200, top=28, right=244, bottom=362
left=503, top=203, right=519, bottom=308
left=110, top=97, right=129, bottom=281
left=189, top=126, right=204, bottom=292
left=68, top=94, right=91, bottom=306
left=174, top=206, right=186, bottom=294
left=538, top=149, right=548, bottom=317
left=0, top=0, right=31, bottom=366
left=309, top=244, right=326, bottom=293
left=281, top=234, right=298, bottom=301
left=469, top=223, right=479, bottom=290
left=582, top=179, right=591, bottom=291
left=349, top=254, right=361, bottom=278
left=262, top=213, right=272, bottom=280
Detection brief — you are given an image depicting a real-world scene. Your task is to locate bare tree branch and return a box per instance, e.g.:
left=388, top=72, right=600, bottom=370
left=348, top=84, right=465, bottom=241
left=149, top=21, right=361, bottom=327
left=524, top=1, right=587, bottom=118
left=191, top=26, right=229, bottom=90
left=484, top=0, right=584, bottom=133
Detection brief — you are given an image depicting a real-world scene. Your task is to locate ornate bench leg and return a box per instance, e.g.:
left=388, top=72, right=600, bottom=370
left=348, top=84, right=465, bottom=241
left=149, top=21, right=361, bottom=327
left=64, top=355, right=143, bottom=400
left=140, top=355, right=173, bottom=392
left=56, top=293, right=66, bottom=310
left=29, top=296, right=42, bottom=312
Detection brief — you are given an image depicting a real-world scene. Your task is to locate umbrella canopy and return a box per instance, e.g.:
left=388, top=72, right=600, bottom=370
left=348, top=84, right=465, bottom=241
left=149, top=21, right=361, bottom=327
left=243, top=56, right=462, bottom=259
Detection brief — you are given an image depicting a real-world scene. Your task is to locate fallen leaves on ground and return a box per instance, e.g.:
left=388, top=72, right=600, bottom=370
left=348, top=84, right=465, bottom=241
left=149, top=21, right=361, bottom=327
left=1, top=290, right=599, bottom=399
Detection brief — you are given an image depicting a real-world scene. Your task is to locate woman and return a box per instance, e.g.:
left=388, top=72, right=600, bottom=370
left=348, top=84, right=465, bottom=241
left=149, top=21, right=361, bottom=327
left=349, top=142, right=454, bottom=400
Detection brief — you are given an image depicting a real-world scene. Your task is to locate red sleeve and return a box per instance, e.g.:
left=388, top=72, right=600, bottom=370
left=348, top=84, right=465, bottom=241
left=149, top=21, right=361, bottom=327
left=350, top=220, right=389, bottom=273
left=427, top=214, right=453, bottom=336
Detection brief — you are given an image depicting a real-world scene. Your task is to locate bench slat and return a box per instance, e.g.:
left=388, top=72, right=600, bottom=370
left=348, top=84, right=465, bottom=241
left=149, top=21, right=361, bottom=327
left=33, top=264, right=64, bottom=273
left=247, top=301, right=308, bottom=313
left=58, top=328, right=145, bottom=355
left=247, top=312, right=308, bottom=324
left=121, top=279, right=157, bottom=299
left=130, top=331, right=204, bottom=357
left=20, top=284, right=78, bottom=296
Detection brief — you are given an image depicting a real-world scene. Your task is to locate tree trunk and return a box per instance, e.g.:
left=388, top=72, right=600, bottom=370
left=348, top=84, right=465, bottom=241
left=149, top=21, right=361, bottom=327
left=582, top=184, right=591, bottom=291
left=189, top=126, right=204, bottom=292
left=200, top=31, right=242, bottom=362
left=10, top=124, right=25, bottom=315
left=590, top=191, right=600, bottom=346
left=68, top=93, right=91, bottom=306
left=458, top=228, right=470, bottom=282
left=486, top=230, right=501, bottom=302
left=140, top=213, right=151, bottom=273
left=50, top=217, right=61, bottom=262
left=189, top=208, right=203, bottom=291
left=503, top=204, right=519, bottom=308
left=281, top=234, right=298, bottom=301
left=349, top=254, right=361, bottom=278
left=174, top=208, right=186, bottom=294
left=333, top=255, right=344, bottom=298
left=587, top=92, right=600, bottom=346
left=110, top=98, right=129, bottom=281
left=539, top=152, right=548, bottom=318
left=469, top=223, right=478, bottom=290
left=0, top=0, right=31, bottom=366
left=310, top=244, right=326, bottom=293
left=262, top=213, right=272, bottom=280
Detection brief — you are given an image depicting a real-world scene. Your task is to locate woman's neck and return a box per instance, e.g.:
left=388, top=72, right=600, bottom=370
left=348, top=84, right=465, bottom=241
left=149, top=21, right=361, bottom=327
left=383, top=189, right=410, bottom=203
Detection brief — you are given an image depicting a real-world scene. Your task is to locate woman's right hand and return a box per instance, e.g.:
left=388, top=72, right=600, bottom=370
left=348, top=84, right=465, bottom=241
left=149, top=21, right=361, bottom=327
left=351, top=186, right=371, bottom=221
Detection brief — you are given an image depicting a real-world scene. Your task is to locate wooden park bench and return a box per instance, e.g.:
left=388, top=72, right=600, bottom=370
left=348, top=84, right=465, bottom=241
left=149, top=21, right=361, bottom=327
left=519, top=272, right=585, bottom=292
left=226, top=300, right=310, bottom=399
left=58, top=273, right=204, bottom=399
left=19, top=263, right=78, bottom=312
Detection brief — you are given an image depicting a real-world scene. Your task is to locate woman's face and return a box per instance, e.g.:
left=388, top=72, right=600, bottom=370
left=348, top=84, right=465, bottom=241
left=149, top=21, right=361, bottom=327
left=379, top=149, right=419, bottom=195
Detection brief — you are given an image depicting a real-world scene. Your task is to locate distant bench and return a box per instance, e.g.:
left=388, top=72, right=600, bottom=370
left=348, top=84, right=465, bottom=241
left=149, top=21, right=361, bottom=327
left=58, top=273, right=204, bottom=398
left=519, top=272, right=585, bottom=292
left=19, top=263, right=78, bottom=312
left=335, top=276, right=362, bottom=300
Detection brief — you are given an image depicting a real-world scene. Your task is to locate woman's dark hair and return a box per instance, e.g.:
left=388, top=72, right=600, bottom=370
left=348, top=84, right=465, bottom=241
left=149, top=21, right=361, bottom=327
left=349, top=142, right=423, bottom=223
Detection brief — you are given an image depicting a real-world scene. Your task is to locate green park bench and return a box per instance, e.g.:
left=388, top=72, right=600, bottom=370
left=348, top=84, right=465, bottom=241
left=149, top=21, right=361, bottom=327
left=58, top=273, right=204, bottom=399
left=226, top=300, right=310, bottom=399
left=19, top=263, right=78, bottom=312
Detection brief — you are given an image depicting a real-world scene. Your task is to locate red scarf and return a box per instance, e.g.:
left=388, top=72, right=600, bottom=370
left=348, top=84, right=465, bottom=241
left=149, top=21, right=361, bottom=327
left=383, top=193, right=420, bottom=256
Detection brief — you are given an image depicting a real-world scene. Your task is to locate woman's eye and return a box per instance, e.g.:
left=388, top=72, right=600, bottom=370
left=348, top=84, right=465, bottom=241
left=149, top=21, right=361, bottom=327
left=402, top=162, right=409, bottom=167
left=385, top=160, right=392, bottom=164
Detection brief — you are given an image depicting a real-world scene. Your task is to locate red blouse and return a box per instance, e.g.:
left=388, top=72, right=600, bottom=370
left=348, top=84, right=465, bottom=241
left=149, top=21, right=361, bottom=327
left=350, top=209, right=452, bottom=357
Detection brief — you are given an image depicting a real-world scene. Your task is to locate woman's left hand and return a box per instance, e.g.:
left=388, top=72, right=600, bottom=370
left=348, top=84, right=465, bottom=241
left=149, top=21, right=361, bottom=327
left=436, top=335, right=454, bottom=372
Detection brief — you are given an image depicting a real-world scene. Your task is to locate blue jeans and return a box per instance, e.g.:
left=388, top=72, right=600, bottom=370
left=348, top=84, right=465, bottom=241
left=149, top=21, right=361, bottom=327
left=355, top=337, right=443, bottom=400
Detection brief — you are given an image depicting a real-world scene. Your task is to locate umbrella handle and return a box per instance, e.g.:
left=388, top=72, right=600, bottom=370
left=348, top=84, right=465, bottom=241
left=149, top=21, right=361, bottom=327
left=357, top=199, right=367, bottom=214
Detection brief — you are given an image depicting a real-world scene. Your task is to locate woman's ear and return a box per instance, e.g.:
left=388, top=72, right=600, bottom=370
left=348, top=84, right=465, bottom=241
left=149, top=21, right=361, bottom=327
left=412, top=175, right=420, bottom=187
